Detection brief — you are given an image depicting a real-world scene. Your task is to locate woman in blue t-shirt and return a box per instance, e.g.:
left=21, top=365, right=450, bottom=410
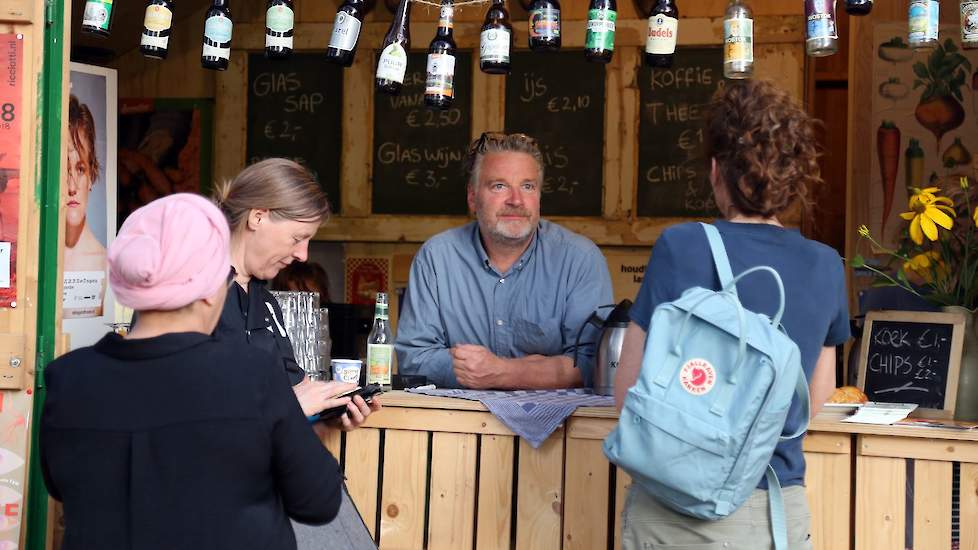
left=615, top=80, right=850, bottom=549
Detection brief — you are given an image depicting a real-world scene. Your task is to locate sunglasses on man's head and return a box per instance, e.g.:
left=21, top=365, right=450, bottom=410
left=469, top=132, right=537, bottom=155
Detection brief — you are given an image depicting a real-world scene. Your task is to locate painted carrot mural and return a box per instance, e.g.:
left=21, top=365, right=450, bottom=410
left=878, top=120, right=902, bottom=235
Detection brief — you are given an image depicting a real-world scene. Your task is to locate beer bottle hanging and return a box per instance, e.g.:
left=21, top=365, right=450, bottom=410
left=140, top=0, right=174, bottom=60
left=265, top=0, right=295, bottom=58
left=528, top=0, right=561, bottom=52
left=908, top=0, right=939, bottom=51
left=425, top=0, right=457, bottom=110
left=645, top=0, right=678, bottom=68
left=480, top=0, right=512, bottom=74
left=962, top=1, right=978, bottom=49
left=805, top=0, right=838, bottom=57
left=201, top=0, right=233, bottom=71
left=326, top=0, right=366, bottom=66
left=585, top=0, right=617, bottom=63
left=844, top=0, right=872, bottom=14
left=376, top=0, right=412, bottom=95
left=81, top=0, right=115, bottom=37
left=723, top=0, right=753, bottom=79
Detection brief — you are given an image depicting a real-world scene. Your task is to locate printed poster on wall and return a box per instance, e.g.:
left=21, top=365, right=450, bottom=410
left=869, top=24, right=978, bottom=250
left=64, top=63, right=118, bottom=349
left=345, top=257, right=390, bottom=306
left=0, top=34, right=26, bottom=549
left=0, top=34, right=24, bottom=310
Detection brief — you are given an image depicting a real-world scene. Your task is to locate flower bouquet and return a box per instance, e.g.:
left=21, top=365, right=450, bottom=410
left=854, top=178, right=978, bottom=308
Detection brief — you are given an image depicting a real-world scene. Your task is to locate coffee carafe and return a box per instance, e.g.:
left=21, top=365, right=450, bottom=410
left=574, top=299, right=632, bottom=396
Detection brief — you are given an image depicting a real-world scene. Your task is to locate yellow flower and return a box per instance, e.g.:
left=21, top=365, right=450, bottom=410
left=903, top=251, right=947, bottom=284
left=899, top=187, right=955, bottom=245
left=858, top=225, right=870, bottom=238
left=962, top=176, right=971, bottom=189
left=974, top=207, right=978, bottom=229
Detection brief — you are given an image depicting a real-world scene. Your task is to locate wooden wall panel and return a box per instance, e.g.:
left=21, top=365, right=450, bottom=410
left=476, top=435, right=515, bottom=550
left=110, top=2, right=807, bottom=250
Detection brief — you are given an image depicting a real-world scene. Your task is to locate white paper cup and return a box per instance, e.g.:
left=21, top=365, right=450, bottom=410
left=331, top=359, right=362, bottom=384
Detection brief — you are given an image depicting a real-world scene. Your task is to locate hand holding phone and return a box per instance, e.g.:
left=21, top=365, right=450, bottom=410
left=316, top=384, right=384, bottom=421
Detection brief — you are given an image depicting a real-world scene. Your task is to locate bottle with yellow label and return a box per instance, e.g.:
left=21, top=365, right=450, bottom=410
left=366, top=292, right=393, bottom=386
left=140, top=0, right=174, bottom=59
left=723, top=0, right=753, bottom=79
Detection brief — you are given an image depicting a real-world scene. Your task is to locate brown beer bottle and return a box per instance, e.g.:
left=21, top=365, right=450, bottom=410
left=140, top=0, right=174, bottom=60
left=425, top=0, right=457, bottom=110
left=645, top=0, right=678, bottom=68
left=265, top=0, right=294, bottom=59
left=480, top=0, right=512, bottom=74
left=201, top=0, right=233, bottom=71
left=326, top=0, right=366, bottom=67
left=528, top=0, right=561, bottom=52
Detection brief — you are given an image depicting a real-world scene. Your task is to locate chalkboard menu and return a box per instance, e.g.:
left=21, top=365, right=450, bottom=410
left=637, top=47, right=724, bottom=218
left=857, top=311, right=966, bottom=415
left=372, top=52, right=472, bottom=215
left=247, top=53, right=343, bottom=212
left=505, top=52, right=604, bottom=217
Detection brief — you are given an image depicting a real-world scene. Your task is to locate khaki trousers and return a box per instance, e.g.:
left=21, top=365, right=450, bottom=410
left=621, top=485, right=814, bottom=550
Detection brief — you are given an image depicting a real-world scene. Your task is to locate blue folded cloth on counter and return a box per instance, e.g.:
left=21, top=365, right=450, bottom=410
left=405, top=388, right=615, bottom=448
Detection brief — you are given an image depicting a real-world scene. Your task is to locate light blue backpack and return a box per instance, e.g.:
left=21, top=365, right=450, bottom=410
left=603, top=223, right=810, bottom=550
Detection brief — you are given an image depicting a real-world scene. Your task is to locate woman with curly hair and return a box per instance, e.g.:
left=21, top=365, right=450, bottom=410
left=614, top=80, right=850, bottom=549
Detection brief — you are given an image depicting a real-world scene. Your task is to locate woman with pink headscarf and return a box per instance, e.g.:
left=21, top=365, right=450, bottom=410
left=40, top=194, right=344, bottom=550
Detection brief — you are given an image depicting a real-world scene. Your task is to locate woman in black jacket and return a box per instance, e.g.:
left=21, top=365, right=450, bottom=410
left=41, top=194, right=343, bottom=550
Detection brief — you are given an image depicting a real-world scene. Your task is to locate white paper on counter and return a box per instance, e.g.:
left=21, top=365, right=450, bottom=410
left=841, top=402, right=918, bottom=425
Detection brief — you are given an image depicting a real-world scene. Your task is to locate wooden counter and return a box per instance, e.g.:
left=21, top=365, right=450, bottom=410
left=317, top=392, right=978, bottom=550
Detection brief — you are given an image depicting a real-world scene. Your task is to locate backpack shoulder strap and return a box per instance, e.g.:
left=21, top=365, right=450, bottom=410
left=765, top=467, right=789, bottom=550
left=700, top=223, right=736, bottom=295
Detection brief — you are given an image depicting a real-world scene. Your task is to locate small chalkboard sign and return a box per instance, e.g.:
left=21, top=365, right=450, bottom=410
left=505, top=51, right=604, bottom=217
left=856, top=310, right=966, bottom=419
left=637, top=47, right=724, bottom=218
left=247, top=53, right=343, bottom=212
left=372, top=52, right=472, bottom=216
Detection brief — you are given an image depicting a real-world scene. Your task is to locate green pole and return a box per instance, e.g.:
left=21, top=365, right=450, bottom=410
left=25, top=0, right=66, bottom=547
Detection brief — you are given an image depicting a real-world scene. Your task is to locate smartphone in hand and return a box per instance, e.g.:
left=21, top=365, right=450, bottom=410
left=316, top=383, right=384, bottom=421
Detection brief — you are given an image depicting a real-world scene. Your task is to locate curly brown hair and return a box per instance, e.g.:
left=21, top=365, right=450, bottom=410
left=704, top=80, right=821, bottom=218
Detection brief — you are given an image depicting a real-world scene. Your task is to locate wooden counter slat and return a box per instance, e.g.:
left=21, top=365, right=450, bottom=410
left=364, top=405, right=516, bottom=436
left=379, top=430, right=428, bottom=549
left=855, top=456, right=905, bottom=550
left=962, top=463, right=978, bottom=550
left=913, top=460, right=952, bottom=550
left=810, top=418, right=978, bottom=441
left=803, top=432, right=851, bottom=455
left=804, top=451, right=850, bottom=550
left=516, top=432, right=564, bottom=550
left=567, top=417, right=618, bottom=440
left=428, top=433, right=477, bottom=550
left=860, top=434, right=978, bottom=463
left=563, top=437, right=610, bottom=550
left=476, top=435, right=515, bottom=550
left=345, top=428, right=382, bottom=539
left=613, top=470, right=632, bottom=550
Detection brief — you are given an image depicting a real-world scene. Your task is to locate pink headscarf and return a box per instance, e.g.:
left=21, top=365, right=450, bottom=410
left=108, top=193, right=230, bottom=311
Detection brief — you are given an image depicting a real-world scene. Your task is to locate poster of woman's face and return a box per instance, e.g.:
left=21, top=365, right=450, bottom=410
left=63, top=63, right=116, bottom=348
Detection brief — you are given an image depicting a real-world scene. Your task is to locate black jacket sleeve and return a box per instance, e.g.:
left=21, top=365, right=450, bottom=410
left=263, top=362, right=343, bottom=524
left=39, top=365, right=62, bottom=502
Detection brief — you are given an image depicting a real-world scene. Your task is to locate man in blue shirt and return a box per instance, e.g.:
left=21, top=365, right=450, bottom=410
left=395, top=132, right=614, bottom=389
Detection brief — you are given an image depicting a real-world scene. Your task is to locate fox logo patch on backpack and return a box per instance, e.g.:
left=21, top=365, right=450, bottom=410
left=603, top=223, right=810, bottom=550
